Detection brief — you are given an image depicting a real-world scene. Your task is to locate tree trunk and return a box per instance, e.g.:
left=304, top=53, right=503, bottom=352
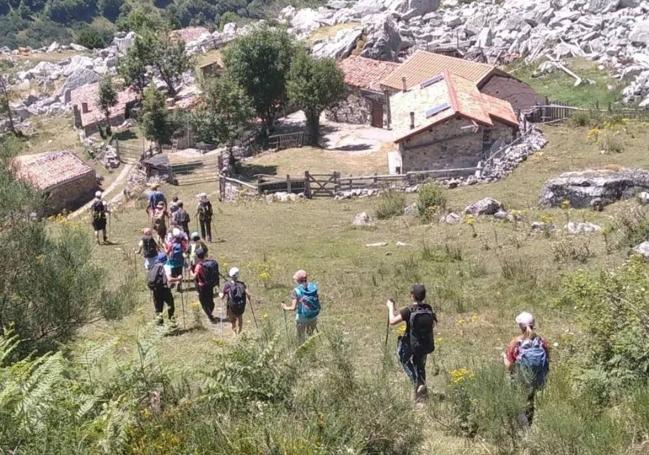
left=306, top=110, right=321, bottom=147
left=0, top=80, right=17, bottom=136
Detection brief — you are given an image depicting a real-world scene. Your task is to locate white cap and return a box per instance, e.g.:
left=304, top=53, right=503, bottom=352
left=515, top=311, right=535, bottom=327
left=229, top=267, right=240, bottom=278
left=172, top=227, right=181, bottom=238
left=95, top=191, right=102, bottom=198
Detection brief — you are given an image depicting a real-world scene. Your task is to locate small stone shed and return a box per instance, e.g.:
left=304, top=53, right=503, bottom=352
left=380, top=50, right=543, bottom=117
left=71, top=83, right=139, bottom=136
left=389, top=71, right=519, bottom=174
left=12, top=150, right=97, bottom=214
left=326, top=56, right=399, bottom=128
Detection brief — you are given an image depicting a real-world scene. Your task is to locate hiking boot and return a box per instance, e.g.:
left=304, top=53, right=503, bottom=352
left=415, top=385, right=428, bottom=403
left=169, top=317, right=178, bottom=329
left=208, top=315, right=219, bottom=324
left=155, top=314, right=164, bottom=326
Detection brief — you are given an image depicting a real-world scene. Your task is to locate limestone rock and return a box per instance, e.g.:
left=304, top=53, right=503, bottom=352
left=59, top=68, right=100, bottom=103
left=539, top=168, right=649, bottom=208
left=47, top=41, right=61, bottom=53
left=565, top=222, right=602, bottom=234
left=353, top=211, right=374, bottom=226
left=630, top=20, right=649, bottom=46
left=360, top=15, right=402, bottom=61
left=638, top=191, right=649, bottom=204
left=584, top=0, right=620, bottom=13
left=440, top=212, right=461, bottom=224
left=633, top=241, right=649, bottom=259
left=463, top=197, right=504, bottom=216
left=403, top=202, right=418, bottom=216
left=312, top=27, right=363, bottom=59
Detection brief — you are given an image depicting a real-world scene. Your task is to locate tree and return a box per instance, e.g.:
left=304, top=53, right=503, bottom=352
left=118, top=35, right=150, bottom=95
left=287, top=49, right=346, bottom=146
left=97, top=76, right=117, bottom=136
left=192, top=76, right=254, bottom=168
left=0, top=62, right=18, bottom=136
left=151, top=34, right=192, bottom=97
left=223, top=26, right=296, bottom=140
left=140, top=85, right=175, bottom=150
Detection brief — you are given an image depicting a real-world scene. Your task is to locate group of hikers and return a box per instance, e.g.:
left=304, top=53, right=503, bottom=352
left=91, top=185, right=550, bottom=416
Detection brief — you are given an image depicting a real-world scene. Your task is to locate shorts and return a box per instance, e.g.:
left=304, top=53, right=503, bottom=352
left=92, top=219, right=106, bottom=231
left=227, top=304, right=244, bottom=321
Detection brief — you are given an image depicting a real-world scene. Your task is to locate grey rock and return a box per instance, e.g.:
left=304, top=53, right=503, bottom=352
left=585, top=0, right=620, bottom=12
left=440, top=212, right=461, bottom=224
left=493, top=209, right=509, bottom=220
left=69, top=43, right=88, bottom=52
left=539, top=168, right=649, bottom=208
left=638, top=191, right=649, bottom=204
left=464, top=197, right=504, bottom=216
left=630, top=20, right=649, bottom=46
left=312, top=27, right=363, bottom=59
left=112, top=31, right=136, bottom=54
left=353, top=211, right=374, bottom=226
left=361, top=15, right=402, bottom=60
left=404, top=202, right=418, bottom=216
left=633, top=241, right=649, bottom=259
left=59, top=68, right=100, bottom=103
left=565, top=221, right=602, bottom=234
left=47, top=41, right=61, bottom=53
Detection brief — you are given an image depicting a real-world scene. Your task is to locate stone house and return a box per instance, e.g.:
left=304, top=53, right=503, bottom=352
left=70, top=83, right=139, bottom=136
left=326, top=56, right=399, bottom=128
left=380, top=50, right=543, bottom=118
left=12, top=150, right=97, bottom=215
left=389, top=70, right=519, bottom=174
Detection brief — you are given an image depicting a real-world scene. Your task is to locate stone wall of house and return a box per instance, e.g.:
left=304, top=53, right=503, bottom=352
left=326, top=89, right=371, bottom=124
left=399, top=117, right=516, bottom=172
left=83, top=113, right=126, bottom=137
left=45, top=172, right=97, bottom=215
left=480, top=76, right=544, bottom=114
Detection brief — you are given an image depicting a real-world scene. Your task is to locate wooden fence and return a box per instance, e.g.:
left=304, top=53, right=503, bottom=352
left=267, top=131, right=310, bottom=150
left=526, top=101, right=649, bottom=123
left=256, top=168, right=478, bottom=198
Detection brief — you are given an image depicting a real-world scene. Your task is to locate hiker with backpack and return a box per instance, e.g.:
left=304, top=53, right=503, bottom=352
left=503, top=312, right=550, bottom=426
left=196, top=193, right=213, bottom=242
left=189, top=232, right=208, bottom=272
left=147, top=252, right=182, bottom=327
left=135, top=228, right=161, bottom=270
left=190, top=248, right=219, bottom=323
left=282, top=270, right=321, bottom=343
left=165, top=228, right=188, bottom=291
left=219, top=267, right=251, bottom=335
left=147, top=184, right=166, bottom=219
left=386, top=284, right=437, bottom=402
left=152, top=201, right=168, bottom=241
left=91, top=191, right=110, bottom=245
left=174, top=201, right=190, bottom=236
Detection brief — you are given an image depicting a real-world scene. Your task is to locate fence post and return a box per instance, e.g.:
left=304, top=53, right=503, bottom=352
left=304, top=171, right=311, bottom=198
left=334, top=171, right=340, bottom=193
left=287, top=174, right=291, bottom=194
left=219, top=175, right=226, bottom=201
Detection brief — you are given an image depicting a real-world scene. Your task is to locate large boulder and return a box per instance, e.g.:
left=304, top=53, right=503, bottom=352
left=463, top=197, right=504, bottom=216
left=291, top=8, right=327, bottom=35
left=360, top=15, right=402, bottom=61
left=539, top=169, right=649, bottom=208
left=633, top=241, right=649, bottom=260
left=112, top=31, right=136, bottom=54
left=630, top=20, right=649, bottom=47
left=312, top=27, right=363, bottom=59
left=387, top=0, right=441, bottom=19
left=584, top=0, right=620, bottom=12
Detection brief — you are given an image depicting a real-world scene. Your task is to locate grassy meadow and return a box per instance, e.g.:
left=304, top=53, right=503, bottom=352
left=61, top=120, right=649, bottom=453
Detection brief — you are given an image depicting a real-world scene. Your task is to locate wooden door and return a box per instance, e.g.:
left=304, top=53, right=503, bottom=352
left=370, top=101, right=383, bottom=128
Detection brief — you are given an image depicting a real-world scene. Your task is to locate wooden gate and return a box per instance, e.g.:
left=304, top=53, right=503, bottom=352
left=304, top=171, right=340, bottom=198
left=370, top=101, right=383, bottom=128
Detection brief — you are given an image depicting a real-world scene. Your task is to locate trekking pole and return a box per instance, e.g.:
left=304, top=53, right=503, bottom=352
left=180, top=280, right=187, bottom=329
left=248, top=297, right=259, bottom=329
left=384, top=317, right=390, bottom=348
left=281, top=301, right=288, bottom=336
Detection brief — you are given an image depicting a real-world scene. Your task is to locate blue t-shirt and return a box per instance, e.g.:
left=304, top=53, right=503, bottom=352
left=148, top=191, right=166, bottom=209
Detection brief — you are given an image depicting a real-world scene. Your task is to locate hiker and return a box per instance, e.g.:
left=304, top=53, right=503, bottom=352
left=282, top=270, right=321, bottom=343
left=147, top=252, right=181, bottom=327
left=147, top=184, right=166, bottom=218
left=175, top=201, right=191, bottom=236
left=503, top=312, right=550, bottom=426
left=189, top=232, right=208, bottom=271
left=135, top=228, right=161, bottom=270
left=152, top=201, right=168, bottom=241
left=386, top=284, right=437, bottom=402
left=168, top=202, right=179, bottom=229
left=91, top=191, right=110, bottom=245
left=165, top=228, right=188, bottom=291
left=220, top=267, right=251, bottom=334
left=190, top=248, right=220, bottom=323
left=196, top=193, right=213, bottom=242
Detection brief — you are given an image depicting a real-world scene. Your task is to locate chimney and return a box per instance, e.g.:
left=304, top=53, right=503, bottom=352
left=409, top=112, right=415, bottom=129
left=402, top=77, right=407, bottom=92
left=81, top=102, right=89, bottom=114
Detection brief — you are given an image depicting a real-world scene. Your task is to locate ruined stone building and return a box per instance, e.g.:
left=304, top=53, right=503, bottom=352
left=12, top=150, right=97, bottom=214
left=71, top=83, right=139, bottom=136
left=326, top=56, right=398, bottom=128
left=388, top=70, right=519, bottom=174
left=380, top=50, right=543, bottom=117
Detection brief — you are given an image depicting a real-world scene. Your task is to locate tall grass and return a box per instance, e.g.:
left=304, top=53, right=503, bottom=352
left=375, top=191, right=406, bottom=220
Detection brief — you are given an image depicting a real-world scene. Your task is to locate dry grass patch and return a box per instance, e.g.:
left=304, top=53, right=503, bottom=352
left=307, top=22, right=362, bottom=44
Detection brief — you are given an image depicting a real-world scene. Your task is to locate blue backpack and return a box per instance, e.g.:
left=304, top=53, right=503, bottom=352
left=169, top=241, right=184, bottom=267
left=516, top=337, right=549, bottom=389
left=294, top=283, right=320, bottom=321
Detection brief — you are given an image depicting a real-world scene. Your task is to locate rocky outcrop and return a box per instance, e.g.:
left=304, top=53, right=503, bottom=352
left=539, top=168, right=649, bottom=208
left=463, top=197, right=504, bottom=216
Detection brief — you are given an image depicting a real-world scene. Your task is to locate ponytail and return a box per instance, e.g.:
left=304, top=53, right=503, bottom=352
left=522, top=324, right=536, bottom=340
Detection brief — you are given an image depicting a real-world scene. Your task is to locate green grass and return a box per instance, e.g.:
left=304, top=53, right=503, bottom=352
left=509, top=57, right=624, bottom=108
left=70, top=121, right=649, bottom=453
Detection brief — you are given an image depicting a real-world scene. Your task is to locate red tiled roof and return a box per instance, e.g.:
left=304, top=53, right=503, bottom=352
left=393, top=71, right=519, bottom=143
left=381, top=50, right=505, bottom=91
left=338, top=56, right=399, bottom=91
left=13, top=151, right=94, bottom=191
left=172, top=26, right=210, bottom=43
left=70, top=82, right=138, bottom=128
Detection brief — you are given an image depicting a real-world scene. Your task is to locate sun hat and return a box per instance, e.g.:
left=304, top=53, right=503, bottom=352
left=293, top=269, right=307, bottom=282
left=191, top=231, right=200, bottom=241
left=229, top=267, right=240, bottom=278
left=172, top=227, right=182, bottom=238
left=515, top=311, right=535, bottom=328
left=95, top=190, right=102, bottom=198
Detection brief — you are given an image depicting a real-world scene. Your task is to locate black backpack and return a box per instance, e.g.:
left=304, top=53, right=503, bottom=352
left=142, top=237, right=158, bottom=258
left=198, top=201, right=212, bottom=220
left=147, top=263, right=166, bottom=291
left=177, top=209, right=189, bottom=224
left=92, top=200, right=105, bottom=221
left=408, top=304, right=436, bottom=355
left=201, top=259, right=219, bottom=288
left=227, top=281, right=247, bottom=316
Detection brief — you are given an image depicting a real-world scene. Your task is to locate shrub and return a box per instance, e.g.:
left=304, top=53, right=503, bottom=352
left=551, top=238, right=593, bottom=263
left=570, top=111, right=592, bottom=127
left=75, top=25, right=112, bottom=49
left=499, top=254, right=537, bottom=285
left=416, top=183, right=446, bottom=222
left=598, top=129, right=625, bottom=153
left=375, top=191, right=406, bottom=220
left=616, top=206, right=649, bottom=248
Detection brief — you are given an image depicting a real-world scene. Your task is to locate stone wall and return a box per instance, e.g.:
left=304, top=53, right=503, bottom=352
left=399, top=117, right=515, bottom=172
left=326, top=88, right=388, bottom=127
left=480, top=76, right=544, bottom=114
left=45, top=172, right=97, bottom=215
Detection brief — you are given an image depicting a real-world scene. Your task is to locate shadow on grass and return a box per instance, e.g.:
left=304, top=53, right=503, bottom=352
left=238, top=163, right=279, bottom=179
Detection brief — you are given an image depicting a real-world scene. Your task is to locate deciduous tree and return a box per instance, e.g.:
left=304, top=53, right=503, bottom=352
left=287, top=49, right=346, bottom=146
left=140, top=85, right=175, bottom=150
left=97, top=75, right=117, bottom=136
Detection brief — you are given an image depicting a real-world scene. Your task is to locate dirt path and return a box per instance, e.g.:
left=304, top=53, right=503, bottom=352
left=68, top=163, right=134, bottom=219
